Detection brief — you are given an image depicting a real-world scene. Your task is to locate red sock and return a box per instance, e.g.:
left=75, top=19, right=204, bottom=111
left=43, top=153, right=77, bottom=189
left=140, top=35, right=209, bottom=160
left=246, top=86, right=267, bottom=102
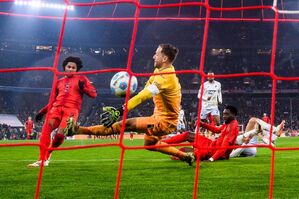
left=47, top=133, right=65, bottom=159
left=163, top=131, right=190, bottom=144
left=208, top=114, right=215, bottom=126
left=52, top=133, right=65, bottom=147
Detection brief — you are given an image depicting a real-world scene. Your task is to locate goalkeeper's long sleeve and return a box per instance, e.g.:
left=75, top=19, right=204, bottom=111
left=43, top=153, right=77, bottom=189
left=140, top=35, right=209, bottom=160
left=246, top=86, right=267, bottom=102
left=127, top=88, right=153, bottom=111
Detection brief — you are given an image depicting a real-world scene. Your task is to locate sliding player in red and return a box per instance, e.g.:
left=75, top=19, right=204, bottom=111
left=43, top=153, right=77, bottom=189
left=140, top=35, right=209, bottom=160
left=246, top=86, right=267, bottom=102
left=28, top=56, right=97, bottom=167
left=196, top=105, right=239, bottom=161
left=163, top=105, right=239, bottom=162
left=163, top=112, right=215, bottom=146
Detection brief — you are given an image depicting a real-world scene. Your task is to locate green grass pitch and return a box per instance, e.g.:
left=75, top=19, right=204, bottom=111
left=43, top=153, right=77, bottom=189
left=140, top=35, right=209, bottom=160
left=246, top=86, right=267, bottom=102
left=0, top=137, right=299, bottom=199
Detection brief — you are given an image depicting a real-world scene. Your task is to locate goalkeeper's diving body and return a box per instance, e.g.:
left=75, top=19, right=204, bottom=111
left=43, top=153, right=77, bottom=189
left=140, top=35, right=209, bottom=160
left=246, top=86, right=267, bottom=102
left=65, top=44, right=195, bottom=165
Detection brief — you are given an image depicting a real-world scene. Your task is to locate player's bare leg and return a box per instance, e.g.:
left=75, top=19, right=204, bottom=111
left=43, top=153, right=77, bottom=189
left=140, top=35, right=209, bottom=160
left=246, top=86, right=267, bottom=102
left=276, top=120, right=285, bottom=137
left=243, top=117, right=285, bottom=146
left=256, top=118, right=285, bottom=135
left=244, top=117, right=259, bottom=132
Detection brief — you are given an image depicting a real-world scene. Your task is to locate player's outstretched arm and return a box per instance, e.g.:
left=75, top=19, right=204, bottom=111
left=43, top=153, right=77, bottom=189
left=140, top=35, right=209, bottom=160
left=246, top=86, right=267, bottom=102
left=200, top=121, right=223, bottom=134
left=78, top=77, right=97, bottom=98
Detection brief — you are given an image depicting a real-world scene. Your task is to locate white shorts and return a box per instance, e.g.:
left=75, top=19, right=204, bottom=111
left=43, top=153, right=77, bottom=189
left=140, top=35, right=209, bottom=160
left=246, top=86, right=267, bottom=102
left=236, top=135, right=244, bottom=145
left=200, top=107, right=220, bottom=120
left=177, top=122, right=186, bottom=131
left=242, top=147, right=257, bottom=157
left=230, top=144, right=257, bottom=158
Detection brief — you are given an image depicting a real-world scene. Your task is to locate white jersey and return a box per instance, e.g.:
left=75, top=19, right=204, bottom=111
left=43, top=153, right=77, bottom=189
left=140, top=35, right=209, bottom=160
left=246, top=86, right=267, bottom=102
left=197, top=80, right=222, bottom=109
left=177, top=109, right=186, bottom=130
left=178, top=109, right=185, bottom=124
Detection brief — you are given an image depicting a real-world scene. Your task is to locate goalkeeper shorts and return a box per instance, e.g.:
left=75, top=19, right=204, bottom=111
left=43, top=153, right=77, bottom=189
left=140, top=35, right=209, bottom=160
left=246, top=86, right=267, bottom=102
left=135, top=116, right=177, bottom=137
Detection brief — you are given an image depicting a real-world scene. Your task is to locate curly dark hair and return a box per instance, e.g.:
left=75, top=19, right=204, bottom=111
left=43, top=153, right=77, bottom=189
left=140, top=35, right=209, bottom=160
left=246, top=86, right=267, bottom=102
left=62, top=56, right=83, bottom=71
left=225, top=105, right=238, bottom=116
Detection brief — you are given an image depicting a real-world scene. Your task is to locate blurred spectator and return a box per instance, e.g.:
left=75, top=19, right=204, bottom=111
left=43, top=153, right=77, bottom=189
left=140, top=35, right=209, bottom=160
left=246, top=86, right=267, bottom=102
left=25, top=116, right=34, bottom=140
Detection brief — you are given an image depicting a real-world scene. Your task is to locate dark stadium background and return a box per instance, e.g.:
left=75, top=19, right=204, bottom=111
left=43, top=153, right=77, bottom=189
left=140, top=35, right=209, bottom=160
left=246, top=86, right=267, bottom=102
left=0, top=0, right=298, bottom=139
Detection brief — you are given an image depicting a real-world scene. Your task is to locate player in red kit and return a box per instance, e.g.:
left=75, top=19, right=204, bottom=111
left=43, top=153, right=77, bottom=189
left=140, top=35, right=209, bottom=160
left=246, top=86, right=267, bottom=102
left=28, top=56, right=97, bottom=167
left=196, top=105, right=239, bottom=161
left=163, top=105, right=239, bottom=162
left=25, top=116, right=34, bottom=140
left=262, top=113, right=270, bottom=124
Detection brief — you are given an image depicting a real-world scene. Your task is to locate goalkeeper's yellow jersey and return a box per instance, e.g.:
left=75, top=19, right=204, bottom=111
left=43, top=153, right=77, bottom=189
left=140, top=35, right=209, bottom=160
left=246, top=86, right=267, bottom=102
left=146, top=66, right=181, bottom=125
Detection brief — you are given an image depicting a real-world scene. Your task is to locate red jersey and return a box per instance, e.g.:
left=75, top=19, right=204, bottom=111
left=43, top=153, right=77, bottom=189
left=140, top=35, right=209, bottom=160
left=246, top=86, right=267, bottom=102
left=25, top=120, right=34, bottom=132
left=201, top=119, right=239, bottom=160
left=39, top=75, right=97, bottom=114
left=262, top=116, right=270, bottom=124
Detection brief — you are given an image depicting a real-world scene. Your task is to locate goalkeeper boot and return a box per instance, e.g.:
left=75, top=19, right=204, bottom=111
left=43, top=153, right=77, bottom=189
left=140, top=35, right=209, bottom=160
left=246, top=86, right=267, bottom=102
left=64, top=117, right=75, bottom=136
left=181, top=152, right=195, bottom=166
left=170, top=147, right=192, bottom=161
left=27, top=160, right=49, bottom=168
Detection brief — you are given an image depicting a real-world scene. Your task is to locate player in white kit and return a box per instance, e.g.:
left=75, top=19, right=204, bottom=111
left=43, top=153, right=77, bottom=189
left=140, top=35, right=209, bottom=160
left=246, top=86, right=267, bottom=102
left=167, top=106, right=187, bottom=138
left=197, top=71, right=222, bottom=126
left=177, top=105, right=187, bottom=132
left=230, top=117, right=285, bottom=158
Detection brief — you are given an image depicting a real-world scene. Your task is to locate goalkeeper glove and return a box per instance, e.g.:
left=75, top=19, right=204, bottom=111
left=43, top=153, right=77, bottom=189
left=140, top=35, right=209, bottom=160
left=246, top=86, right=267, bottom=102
left=100, top=106, right=124, bottom=127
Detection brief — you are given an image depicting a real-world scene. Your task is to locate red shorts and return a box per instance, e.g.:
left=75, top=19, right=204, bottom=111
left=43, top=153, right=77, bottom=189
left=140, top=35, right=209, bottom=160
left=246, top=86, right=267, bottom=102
left=26, top=129, right=33, bottom=134
left=194, top=135, right=213, bottom=160
left=48, top=106, right=79, bottom=129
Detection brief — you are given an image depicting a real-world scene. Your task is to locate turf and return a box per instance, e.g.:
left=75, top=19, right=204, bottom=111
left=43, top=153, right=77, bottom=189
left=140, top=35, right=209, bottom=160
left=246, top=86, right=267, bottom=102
left=0, top=137, right=299, bottom=199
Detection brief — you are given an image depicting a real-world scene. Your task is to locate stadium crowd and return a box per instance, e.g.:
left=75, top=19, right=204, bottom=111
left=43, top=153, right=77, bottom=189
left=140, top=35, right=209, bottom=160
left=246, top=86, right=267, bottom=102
left=0, top=40, right=299, bottom=140
left=0, top=93, right=298, bottom=140
left=0, top=123, right=28, bottom=140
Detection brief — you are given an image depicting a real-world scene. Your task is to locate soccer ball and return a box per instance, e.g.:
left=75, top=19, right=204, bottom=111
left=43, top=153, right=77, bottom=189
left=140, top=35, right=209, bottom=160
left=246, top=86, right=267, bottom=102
left=110, top=71, right=138, bottom=97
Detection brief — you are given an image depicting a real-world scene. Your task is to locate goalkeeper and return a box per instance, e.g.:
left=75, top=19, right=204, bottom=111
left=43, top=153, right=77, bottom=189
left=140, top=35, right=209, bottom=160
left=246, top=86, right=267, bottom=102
left=65, top=44, right=195, bottom=165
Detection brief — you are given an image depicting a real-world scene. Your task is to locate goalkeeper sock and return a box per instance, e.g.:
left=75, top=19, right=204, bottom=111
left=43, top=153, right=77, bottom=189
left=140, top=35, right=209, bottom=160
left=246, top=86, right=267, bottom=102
left=170, top=148, right=192, bottom=161
left=160, top=146, right=186, bottom=159
left=78, top=123, right=121, bottom=136
left=153, top=141, right=187, bottom=159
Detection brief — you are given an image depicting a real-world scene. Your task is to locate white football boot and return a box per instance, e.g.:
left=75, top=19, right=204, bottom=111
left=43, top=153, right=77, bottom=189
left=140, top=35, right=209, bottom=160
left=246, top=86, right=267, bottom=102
left=27, top=160, right=49, bottom=167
